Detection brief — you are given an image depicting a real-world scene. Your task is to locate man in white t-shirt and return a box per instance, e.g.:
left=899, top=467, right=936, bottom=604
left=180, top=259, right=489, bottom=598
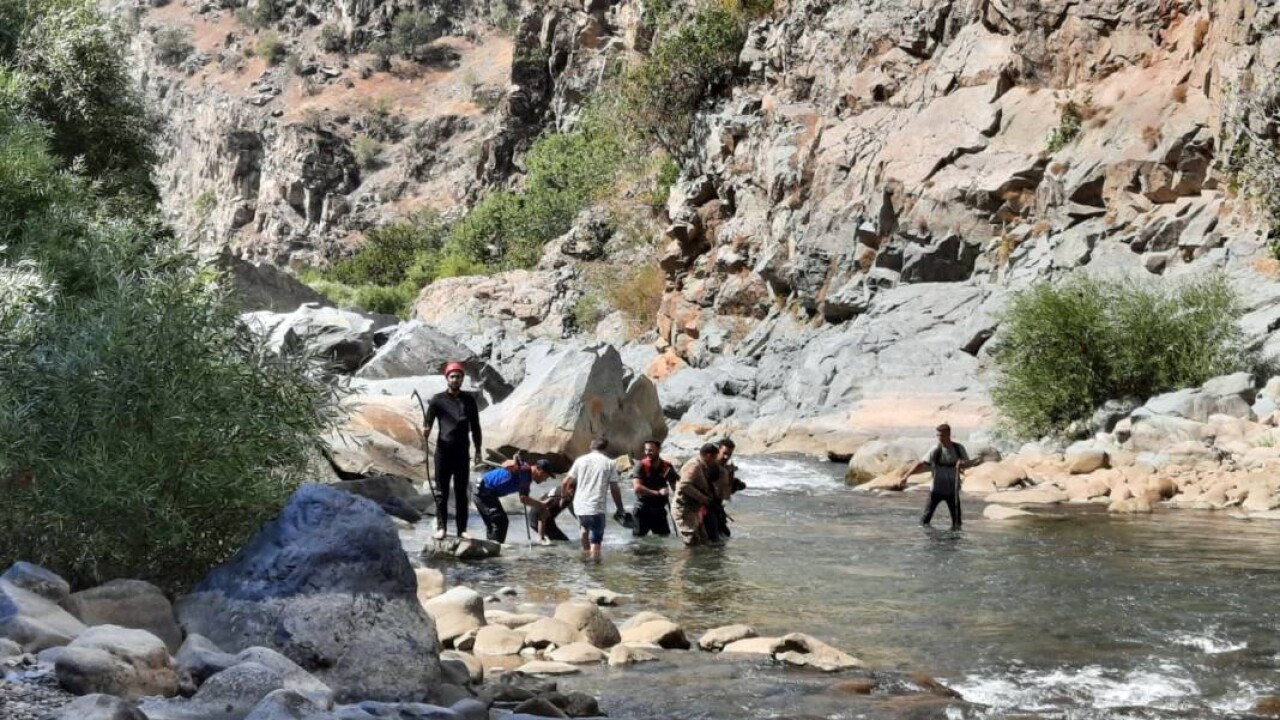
left=565, top=437, right=626, bottom=561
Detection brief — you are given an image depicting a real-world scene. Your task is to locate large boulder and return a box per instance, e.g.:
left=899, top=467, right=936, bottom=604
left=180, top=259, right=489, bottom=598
left=480, top=343, right=667, bottom=467
left=333, top=475, right=431, bottom=524
left=1139, top=373, right=1257, bottom=424
left=243, top=304, right=390, bottom=373
left=175, top=484, right=442, bottom=702
left=174, top=634, right=237, bottom=685
left=62, top=579, right=183, bottom=653
left=142, top=661, right=308, bottom=720
left=845, top=440, right=924, bottom=484
left=521, top=618, right=578, bottom=650
left=354, top=321, right=511, bottom=403
left=0, top=565, right=86, bottom=652
left=55, top=625, right=180, bottom=700
left=222, top=254, right=332, bottom=313
left=552, top=602, right=619, bottom=649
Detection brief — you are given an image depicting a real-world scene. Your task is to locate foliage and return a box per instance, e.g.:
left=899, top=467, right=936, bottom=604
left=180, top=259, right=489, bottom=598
left=319, top=23, right=345, bottom=53
left=194, top=190, right=216, bottom=223
left=351, top=134, right=382, bottom=168
left=391, top=10, right=440, bottom=60
left=153, top=26, right=193, bottom=68
left=572, top=291, right=605, bottom=332
left=0, top=1, right=335, bottom=591
left=2, top=2, right=158, bottom=196
left=617, top=3, right=747, bottom=158
left=256, top=31, right=285, bottom=65
left=449, top=110, right=629, bottom=269
left=235, top=0, right=279, bottom=29
left=991, top=275, right=1249, bottom=439
left=1221, top=79, right=1280, bottom=252
left=327, top=213, right=447, bottom=287
left=1046, top=101, right=1083, bottom=154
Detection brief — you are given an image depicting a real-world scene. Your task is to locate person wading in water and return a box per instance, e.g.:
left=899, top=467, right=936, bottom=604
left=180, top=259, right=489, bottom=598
left=422, top=361, right=482, bottom=540
left=899, top=423, right=971, bottom=530
left=631, top=439, right=678, bottom=538
left=674, top=444, right=721, bottom=546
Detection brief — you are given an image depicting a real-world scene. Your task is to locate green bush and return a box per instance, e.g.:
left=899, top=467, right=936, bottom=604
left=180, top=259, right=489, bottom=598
left=351, top=134, right=382, bottom=168
left=0, top=2, right=335, bottom=591
left=450, top=112, right=627, bottom=269
left=319, top=23, right=345, bottom=53
left=327, top=213, right=446, bottom=287
left=256, top=31, right=285, bottom=65
left=991, top=274, right=1249, bottom=439
left=153, top=26, right=193, bottom=68
left=4, top=3, right=158, bottom=197
left=1046, top=101, right=1083, bottom=154
left=391, top=10, right=440, bottom=60
left=619, top=3, right=747, bottom=158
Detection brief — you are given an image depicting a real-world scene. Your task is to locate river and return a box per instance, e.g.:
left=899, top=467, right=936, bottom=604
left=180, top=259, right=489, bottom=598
left=406, top=456, right=1280, bottom=719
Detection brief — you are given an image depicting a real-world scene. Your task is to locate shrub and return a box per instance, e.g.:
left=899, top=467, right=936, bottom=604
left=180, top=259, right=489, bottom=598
left=0, top=83, right=334, bottom=591
left=391, top=10, right=440, bottom=60
left=256, top=31, right=285, bottom=65
left=618, top=3, right=747, bottom=158
left=991, top=274, right=1249, bottom=439
left=194, top=190, right=216, bottom=223
left=235, top=0, right=279, bottom=29
left=327, top=213, right=445, bottom=287
left=1046, top=101, right=1083, bottom=153
left=319, top=23, right=345, bottom=53
left=352, top=134, right=382, bottom=168
left=153, top=26, right=193, bottom=68
left=601, top=263, right=664, bottom=330
left=572, top=292, right=605, bottom=332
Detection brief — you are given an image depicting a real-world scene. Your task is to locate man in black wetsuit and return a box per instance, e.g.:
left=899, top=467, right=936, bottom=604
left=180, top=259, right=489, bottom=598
left=422, top=361, right=482, bottom=540
left=631, top=439, right=678, bottom=538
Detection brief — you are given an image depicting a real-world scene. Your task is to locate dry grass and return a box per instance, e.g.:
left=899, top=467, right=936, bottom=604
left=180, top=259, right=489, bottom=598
left=584, top=263, right=666, bottom=337
left=995, top=232, right=1020, bottom=267
left=1172, top=83, right=1189, bottom=103
left=1048, top=161, right=1069, bottom=175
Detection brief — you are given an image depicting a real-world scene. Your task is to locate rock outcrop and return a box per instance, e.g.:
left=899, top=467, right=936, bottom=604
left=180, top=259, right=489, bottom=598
left=175, top=484, right=442, bottom=702
left=480, top=343, right=667, bottom=466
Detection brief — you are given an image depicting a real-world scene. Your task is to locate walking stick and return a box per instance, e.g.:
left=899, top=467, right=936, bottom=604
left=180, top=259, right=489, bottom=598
left=410, top=390, right=444, bottom=522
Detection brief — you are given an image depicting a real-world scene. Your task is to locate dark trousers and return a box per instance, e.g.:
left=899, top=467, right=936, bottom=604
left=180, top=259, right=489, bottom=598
left=473, top=490, right=509, bottom=543
left=922, top=491, right=961, bottom=528
left=632, top=500, right=671, bottom=537
left=433, top=449, right=470, bottom=534
left=530, top=497, right=570, bottom=542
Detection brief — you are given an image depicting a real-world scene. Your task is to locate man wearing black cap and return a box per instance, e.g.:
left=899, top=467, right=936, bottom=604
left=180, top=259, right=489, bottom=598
left=899, top=423, right=971, bottom=530
left=422, top=361, right=482, bottom=540
left=473, top=458, right=553, bottom=543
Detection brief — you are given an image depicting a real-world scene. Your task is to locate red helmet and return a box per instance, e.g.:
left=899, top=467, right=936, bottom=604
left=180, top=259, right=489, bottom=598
left=443, top=361, right=466, bottom=377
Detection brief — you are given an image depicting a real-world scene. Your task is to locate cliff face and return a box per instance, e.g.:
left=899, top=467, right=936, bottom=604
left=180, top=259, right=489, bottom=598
left=137, top=0, right=1280, bottom=453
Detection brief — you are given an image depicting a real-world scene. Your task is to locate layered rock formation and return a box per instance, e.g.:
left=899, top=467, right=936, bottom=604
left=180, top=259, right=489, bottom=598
left=140, top=0, right=1280, bottom=454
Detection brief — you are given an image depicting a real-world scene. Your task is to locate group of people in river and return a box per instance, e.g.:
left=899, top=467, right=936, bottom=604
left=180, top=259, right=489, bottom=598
left=421, top=361, right=974, bottom=558
left=419, top=361, right=745, bottom=558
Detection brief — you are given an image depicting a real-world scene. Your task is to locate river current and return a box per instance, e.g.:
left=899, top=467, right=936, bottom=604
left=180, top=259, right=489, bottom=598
left=406, top=456, right=1280, bottom=719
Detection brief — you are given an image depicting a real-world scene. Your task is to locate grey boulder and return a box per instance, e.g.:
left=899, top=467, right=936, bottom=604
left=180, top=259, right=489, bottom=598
left=55, top=625, right=180, bottom=699
left=62, top=579, right=183, bottom=653
left=175, top=484, right=442, bottom=702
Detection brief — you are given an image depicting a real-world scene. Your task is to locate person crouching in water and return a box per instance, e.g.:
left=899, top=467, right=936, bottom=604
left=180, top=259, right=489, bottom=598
left=674, top=443, right=721, bottom=546
left=899, top=423, right=971, bottom=530
left=564, top=438, right=626, bottom=562
left=632, top=439, right=678, bottom=538
left=473, top=457, right=554, bottom=543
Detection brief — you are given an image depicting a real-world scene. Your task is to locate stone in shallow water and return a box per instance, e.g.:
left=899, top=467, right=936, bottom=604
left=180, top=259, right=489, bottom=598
left=698, top=624, right=756, bottom=651
left=422, top=538, right=502, bottom=561
left=514, top=661, right=580, bottom=676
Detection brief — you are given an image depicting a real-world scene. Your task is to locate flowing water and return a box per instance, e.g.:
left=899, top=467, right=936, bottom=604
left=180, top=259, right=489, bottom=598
left=405, top=457, right=1280, bottom=719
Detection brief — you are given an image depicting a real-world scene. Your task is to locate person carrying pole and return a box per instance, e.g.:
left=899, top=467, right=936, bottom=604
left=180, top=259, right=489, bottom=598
left=421, top=361, right=483, bottom=540
left=899, top=423, right=971, bottom=530
left=563, top=438, right=626, bottom=562
left=631, top=439, right=678, bottom=538
left=473, top=457, right=555, bottom=543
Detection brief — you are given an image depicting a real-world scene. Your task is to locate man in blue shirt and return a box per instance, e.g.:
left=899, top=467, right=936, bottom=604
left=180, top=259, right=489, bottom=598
left=473, top=458, right=554, bottom=543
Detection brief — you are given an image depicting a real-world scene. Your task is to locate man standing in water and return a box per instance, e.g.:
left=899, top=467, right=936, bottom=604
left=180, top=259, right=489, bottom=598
left=631, top=439, right=678, bottom=538
left=900, top=423, right=971, bottom=530
left=674, top=444, right=721, bottom=546
left=422, top=361, right=482, bottom=540
left=564, top=438, right=626, bottom=561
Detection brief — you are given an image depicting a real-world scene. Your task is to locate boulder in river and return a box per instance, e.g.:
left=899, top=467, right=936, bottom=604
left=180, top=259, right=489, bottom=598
left=553, top=601, right=619, bottom=649
left=55, top=625, right=180, bottom=700
left=480, top=343, right=667, bottom=467
left=698, top=624, right=757, bottom=651
left=174, top=484, right=442, bottom=702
